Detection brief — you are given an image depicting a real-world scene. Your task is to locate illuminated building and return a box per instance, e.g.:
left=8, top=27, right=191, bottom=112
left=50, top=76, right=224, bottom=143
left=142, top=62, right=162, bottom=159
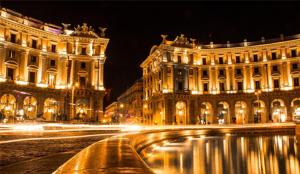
left=117, top=79, right=143, bottom=124
left=0, top=8, right=109, bottom=122
left=103, top=102, right=118, bottom=124
left=141, top=34, right=300, bottom=125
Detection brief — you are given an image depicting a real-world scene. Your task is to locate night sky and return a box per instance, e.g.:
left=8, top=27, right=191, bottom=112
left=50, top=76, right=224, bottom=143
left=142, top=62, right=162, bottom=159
left=2, top=1, right=300, bottom=107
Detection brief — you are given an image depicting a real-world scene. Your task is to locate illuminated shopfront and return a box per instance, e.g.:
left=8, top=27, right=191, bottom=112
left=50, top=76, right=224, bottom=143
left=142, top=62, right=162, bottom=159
left=271, top=99, right=287, bottom=122
left=234, top=101, right=247, bottom=124
left=23, top=96, right=37, bottom=119
left=0, top=94, right=16, bottom=119
left=44, top=98, right=58, bottom=121
left=75, top=99, right=88, bottom=121
left=175, top=101, right=186, bottom=125
left=200, top=102, right=213, bottom=124
left=253, top=100, right=266, bottom=123
left=291, top=98, right=300, bottom=121
left=217, top=102, right=229, bottom=124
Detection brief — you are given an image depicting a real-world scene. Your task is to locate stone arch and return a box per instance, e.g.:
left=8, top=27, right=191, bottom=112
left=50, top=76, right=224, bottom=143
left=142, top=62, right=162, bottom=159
left=199, top=102, right=213, bottom=124
left=75, top=99, right=89, bottom=121
left=253, top=100, right=267, bottom=123
left=175, top=101, right=187, bottom=125
left=234, top=101, right=248, bottom=124
left=0, top=94, right=16, bottom=120
left=23, top=96, right=37, bottom=119
left=44, top=98, right=58, bottom=121
left=291, top=98, right=300, bottom=121
left=217, top=101, right=229, bottom=124
left=271, top=99, right=287, bottom=122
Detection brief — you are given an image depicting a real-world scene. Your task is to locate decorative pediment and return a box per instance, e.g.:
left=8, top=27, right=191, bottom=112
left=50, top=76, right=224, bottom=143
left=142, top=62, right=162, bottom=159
left=71, top=23, right=99, bottom=38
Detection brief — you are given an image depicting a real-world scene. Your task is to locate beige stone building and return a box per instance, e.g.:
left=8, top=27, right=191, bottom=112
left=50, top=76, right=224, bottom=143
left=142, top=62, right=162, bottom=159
left=0, top=8, right=109, bottom=122
left=103, top=101, right=118, bottom=124
left=117, top=79, right=143, bottom=124
left=141, top=34, right=300, bottom=125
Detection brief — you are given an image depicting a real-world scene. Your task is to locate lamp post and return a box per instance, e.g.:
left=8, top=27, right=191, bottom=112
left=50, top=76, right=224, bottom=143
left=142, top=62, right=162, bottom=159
left=71, top=82, right=79, bottom=119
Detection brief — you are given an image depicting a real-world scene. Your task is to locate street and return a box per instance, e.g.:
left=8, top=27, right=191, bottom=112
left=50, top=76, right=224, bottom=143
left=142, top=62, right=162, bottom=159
left=0, top=125, right=120, bottom=174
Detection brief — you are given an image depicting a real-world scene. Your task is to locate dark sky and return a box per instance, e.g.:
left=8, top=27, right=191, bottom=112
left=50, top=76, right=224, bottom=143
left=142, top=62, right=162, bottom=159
left=2, top=1, right=300, bottom=107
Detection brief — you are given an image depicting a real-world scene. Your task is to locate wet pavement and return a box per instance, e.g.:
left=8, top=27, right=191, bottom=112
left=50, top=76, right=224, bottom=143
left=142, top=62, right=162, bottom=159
left=0, top=131, right=117, bottom=173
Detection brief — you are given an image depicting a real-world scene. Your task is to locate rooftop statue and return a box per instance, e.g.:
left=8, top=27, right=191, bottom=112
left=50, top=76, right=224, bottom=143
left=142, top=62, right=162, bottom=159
left=71, top=23, right=99, bottom=38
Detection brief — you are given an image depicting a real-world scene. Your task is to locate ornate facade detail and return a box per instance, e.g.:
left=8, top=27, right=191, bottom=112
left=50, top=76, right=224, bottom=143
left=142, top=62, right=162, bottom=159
left=72, top=23, right=99, bottom=38
left=0, top=8, right=109, bottom=123
left=141, top=34, right=300, bottom=125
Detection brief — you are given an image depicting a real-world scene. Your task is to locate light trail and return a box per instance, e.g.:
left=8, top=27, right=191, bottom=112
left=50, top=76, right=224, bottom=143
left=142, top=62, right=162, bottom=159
left=0, top=133, right=119, bottom=144
left=0, top=122, right=295, bottom=133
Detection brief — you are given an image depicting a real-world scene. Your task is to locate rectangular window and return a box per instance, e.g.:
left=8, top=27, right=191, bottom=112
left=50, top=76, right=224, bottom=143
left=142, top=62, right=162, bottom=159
left=273, top=79, right=280, bottom=89
left=79, top=76, right=86, bottom=87
left=253, top=54, right=258, bottom=62
left=29, top=72, right=36, bottom=83
left=203, top=83, right=208, bottom=92
left=178, top=81, right=183, bottom=91
left=202, top=58, right=206, bottom=65
left=6, top=68, right=14, bottom=80
left=271, top=52, right=277, bottom=60
left=81, top=62, right=86, bottom=69
left=178, top=69, right=182, bottom=75
left=219, top=57, right=224, bottom=64
left=32, top=39, right=37, bottom=49
left=51, top=44, right=56, bottom=53
left=254, top=67, right=259, bottom=74
left=236, top=69, right=242, bottom=75
left=50, top=59, right=56, bottom=67
left=219, top=83, right=225, bottom=92
left=292, top=63, right=298, bottom=70
left=255, top=81, right=261, bottom=89
left=81, top=47, right=87, bottom=55
left=272, top=65, right=278, bottom=72
left=8, top=50, right=15, bottom=58
left=237, top=82, right=243, bottom=91
left=291, top=49, right=297, bottom=57
left=30, top=56, right=37, bottom=63
left=294, top=78, right=299, bottom=87
left=189, top=54, right=194, bottom=64
left=10, top=33, right=16, bottom=43
left=178, top=56, right=182, bottom=63
left=236, top=56, right=241, bottom=63
left=189, top=70, right=193, bottom=75
left=219, top=69, right=224, bottom=76
left=202, top=70, right=208, bottom=77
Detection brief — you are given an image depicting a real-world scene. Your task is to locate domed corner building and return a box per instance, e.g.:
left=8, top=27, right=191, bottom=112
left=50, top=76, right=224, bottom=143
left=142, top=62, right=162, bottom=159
left=0, top=8, right=109, bottom=122
left=141, top=34, right=300, bottom=125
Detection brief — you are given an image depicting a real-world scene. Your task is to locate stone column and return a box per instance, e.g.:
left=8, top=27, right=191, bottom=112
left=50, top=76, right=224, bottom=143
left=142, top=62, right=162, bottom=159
left=99, top=62, right=104, bottom=88
left=0, top=45, right=6, bottom=77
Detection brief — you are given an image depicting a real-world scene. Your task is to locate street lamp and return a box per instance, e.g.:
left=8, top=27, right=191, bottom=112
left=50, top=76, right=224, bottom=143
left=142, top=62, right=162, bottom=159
left=68, top=82, right=79, bottom=119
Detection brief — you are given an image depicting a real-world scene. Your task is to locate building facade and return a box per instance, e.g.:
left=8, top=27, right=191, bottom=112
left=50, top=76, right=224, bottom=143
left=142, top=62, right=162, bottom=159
left=0, top=8, right=109, bottom=122
left=141, top=34, right=300, bottom=125
left=103, top=101, right=118, bottom=124
left=117, top=79, right=143, bottom=124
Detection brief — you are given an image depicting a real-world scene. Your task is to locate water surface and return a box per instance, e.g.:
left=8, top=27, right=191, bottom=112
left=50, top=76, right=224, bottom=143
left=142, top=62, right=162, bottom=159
left=143, top=135, right=300, bottom=174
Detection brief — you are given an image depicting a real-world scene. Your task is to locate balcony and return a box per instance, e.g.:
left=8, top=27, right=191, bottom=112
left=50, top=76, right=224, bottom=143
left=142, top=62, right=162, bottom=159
left=218, top=74, right=226, bottom=79
left=271, top=70, right=280, bottom=76
left=253, top=71, right=262, bottom=77
left=201, top=75, right=209, bottom=80
left=235, top=73, right=243, bottom=79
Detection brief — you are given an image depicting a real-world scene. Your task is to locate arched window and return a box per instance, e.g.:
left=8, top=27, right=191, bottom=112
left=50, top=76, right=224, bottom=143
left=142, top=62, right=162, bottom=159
left=23, top=96, right=37, bottom=119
